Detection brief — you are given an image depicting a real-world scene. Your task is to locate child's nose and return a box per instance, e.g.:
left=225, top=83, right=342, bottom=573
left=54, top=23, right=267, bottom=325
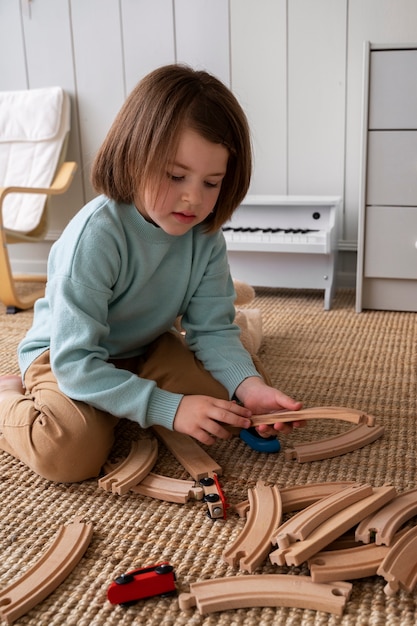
left=182, top=183, right=202, bottom=205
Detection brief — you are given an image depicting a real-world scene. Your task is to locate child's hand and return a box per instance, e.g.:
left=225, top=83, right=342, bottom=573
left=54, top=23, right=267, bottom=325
left=173, top=395, right=252, bottom=445
left=235, top=376, right=304, bottom=437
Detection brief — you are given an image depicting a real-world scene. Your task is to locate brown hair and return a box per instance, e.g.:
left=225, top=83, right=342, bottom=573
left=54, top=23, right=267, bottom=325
left=91, top=64, right=252, bottom=233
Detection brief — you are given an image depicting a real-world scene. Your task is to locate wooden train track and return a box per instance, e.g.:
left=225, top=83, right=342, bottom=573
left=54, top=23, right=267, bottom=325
left=222, top=481, right=282, bottom=572
left=355, top=487, right=417, bottom=546
left=285, top=423, right=385, bottom=462
left=250, top=406, right=376, bottom=427
left=308, top=541, right=391, bottom=583
left=178, top=574, right=352, bottom=616
left=246, top=407, right=383, bottom=463
left=99, top=438, right=158, bottom=495
left=308, top=529, right=409, bottom=583
left=130, top=472, right=204, bottom=503
left=274, top=484, right=373, bottom=549
left=270, top=486, right=397, bottom=566
left=377, top=526, right=417, bottom=595
left=232, top=481, right=357, bottom=518
left=0, top=518, right=93, bottom=625
left=152, top=426, right=222, bottom=480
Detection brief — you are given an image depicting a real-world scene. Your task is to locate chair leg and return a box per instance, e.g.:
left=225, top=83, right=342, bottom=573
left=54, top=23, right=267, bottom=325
left=0, top=239, right=45, bottom=312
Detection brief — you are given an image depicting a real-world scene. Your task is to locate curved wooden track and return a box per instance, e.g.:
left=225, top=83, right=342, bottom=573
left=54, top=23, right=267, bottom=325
left=0, top=518, right=93, bottom=625
left=377, top=525, right=417, bottom=595
left=231, top=481, right=357, bottom=519
left=284, top=423, right=384, bottom=462
left=178, top=574, right=352, bottom=616
left=309, top=542, right=390, bottom=583
left=131, top=473, right=203, bottom=504
left=99, top=438, right=158, bottom=495
left=355, top=487, right=417, bottom=545
left=250, top=406, right=375, bottom=427
left=222, top=481, right=282, bottom=572
left=308, top=529, right=408, bottom=583
left=275, top=484, right=373, bottom=549
left=270, top=486, right=397, bottom=566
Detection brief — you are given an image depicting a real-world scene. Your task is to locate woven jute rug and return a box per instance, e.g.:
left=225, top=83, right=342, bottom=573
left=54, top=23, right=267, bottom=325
left=0, top=285, right=416, bottom=625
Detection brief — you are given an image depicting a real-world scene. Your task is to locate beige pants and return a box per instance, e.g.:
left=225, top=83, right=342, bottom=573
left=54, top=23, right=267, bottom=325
left=0, top=331, right=269, bottom=483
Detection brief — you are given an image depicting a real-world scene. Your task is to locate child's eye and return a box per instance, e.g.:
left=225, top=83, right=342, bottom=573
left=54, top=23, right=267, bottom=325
left=205, top=181, right=220, bottom=188
left=167, top=173, right=184, bottom=182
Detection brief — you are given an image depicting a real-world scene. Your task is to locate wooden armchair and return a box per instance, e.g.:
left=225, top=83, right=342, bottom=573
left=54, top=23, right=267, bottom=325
left=0, top=86, right=77, bottom=313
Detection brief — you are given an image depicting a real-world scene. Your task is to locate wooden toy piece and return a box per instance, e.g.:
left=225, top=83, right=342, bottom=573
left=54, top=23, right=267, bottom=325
left=274, top=484, right=373, bottom=549
left=222, top=480, right=282, bottom=572
left=284, top=423, right=385, bottom=462
left=200, top=472, right=229, bottom=519
left=308, top=528, right=408, bottom=583
left=178, top=574, right=352, bottom=616
left=107, top=562, right=176, bottom=605
left=280, top=481, right=357, bottom=513
left=230, top=481, right=357, bottom=519
left=355, top=487, right=417, bottom=546
left=270, top=485, right=397, bottom=567
left=153, top=426, right=222, bottom=481
left=377, top=525, right=417, bottom=596
left=250, top=406, right=376, bottom=427
left=309, top=542, right=390, bottom=583
left=99, top=438, right=158, bottom=495
left=0, top=517, right=93, bottom=625
left=131, top=473, right=204, bottom=504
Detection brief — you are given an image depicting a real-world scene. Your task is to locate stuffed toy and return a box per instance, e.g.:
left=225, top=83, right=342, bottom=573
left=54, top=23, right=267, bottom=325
left=232, top=279, right=263, bottom=355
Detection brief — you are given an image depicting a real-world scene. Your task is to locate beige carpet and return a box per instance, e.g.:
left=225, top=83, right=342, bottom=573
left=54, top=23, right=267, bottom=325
left=0, top=286, right=416, bottom=625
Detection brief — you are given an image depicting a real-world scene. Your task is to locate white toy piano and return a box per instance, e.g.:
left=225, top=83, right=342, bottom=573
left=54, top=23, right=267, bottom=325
left=223, top=195, right=341, bottom=310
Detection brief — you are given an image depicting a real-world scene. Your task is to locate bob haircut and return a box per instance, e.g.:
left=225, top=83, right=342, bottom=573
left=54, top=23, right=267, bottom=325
left=91, top=64, right=252, bottom=233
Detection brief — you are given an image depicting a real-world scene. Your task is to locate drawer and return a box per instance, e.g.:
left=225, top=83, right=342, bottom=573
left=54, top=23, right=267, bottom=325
left=364, top=206, right=417, bottom=279
left=366, top=131, right=417, bottom=206
left=369, top=49, right=417, bottom=129
left=362, top=277, right=417, bottom=312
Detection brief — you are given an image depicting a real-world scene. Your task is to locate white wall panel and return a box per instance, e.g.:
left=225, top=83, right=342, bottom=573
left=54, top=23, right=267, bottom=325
left=230, top=0, right=287, bottom=195
left=4, top=0, right=84, bottom=272
left=344, top=0, right=417, bottom=241
left=174, top=0, right=230, bottom=84
left=287, top=0, right=347, bottom=209
left=2, top=0, right=417, bottom=284
left=121, top=0, right=176, bottom=94
left=70, top=0, right=126, bottom=200
left=0, top=0, right=27, bottom=89
left=19, top=0, right=84, bottom=232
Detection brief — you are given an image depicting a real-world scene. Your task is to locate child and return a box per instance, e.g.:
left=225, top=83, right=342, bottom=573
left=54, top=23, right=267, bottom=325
left=0, top=65, right=302, bottom=483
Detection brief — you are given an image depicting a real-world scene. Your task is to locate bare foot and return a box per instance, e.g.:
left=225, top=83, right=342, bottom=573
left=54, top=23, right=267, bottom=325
left=0, top=375, right=25, bottom=399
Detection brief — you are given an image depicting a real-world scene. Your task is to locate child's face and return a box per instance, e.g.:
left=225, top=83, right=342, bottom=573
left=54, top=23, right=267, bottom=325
left=136, top=128, right=229, bottom=236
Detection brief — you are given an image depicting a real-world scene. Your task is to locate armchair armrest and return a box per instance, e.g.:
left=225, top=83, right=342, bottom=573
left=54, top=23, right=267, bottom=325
left=0, top=161, right=77, bottom=207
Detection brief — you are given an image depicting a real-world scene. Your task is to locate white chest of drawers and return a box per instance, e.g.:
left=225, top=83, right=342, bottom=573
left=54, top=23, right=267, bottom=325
left=356, top=43, right=417, bottom=312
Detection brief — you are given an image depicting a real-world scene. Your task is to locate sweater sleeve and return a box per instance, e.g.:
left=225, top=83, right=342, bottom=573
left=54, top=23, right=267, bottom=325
left=22, top=199, right=185, bottom=430
left=46, top=276, right=182, bottom=429
left=180, top=232, right=261, bottom=396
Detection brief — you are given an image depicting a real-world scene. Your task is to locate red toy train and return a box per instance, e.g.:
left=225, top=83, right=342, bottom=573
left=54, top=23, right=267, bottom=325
left=107, top=562, right=176, bottom=605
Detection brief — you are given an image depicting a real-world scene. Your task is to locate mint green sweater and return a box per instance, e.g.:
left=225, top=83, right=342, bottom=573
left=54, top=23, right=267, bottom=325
left=18, top=195, right=259, bottom=430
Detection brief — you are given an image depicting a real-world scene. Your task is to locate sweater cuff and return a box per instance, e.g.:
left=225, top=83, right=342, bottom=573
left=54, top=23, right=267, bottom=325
left=145, top=387, right=183, bottom=430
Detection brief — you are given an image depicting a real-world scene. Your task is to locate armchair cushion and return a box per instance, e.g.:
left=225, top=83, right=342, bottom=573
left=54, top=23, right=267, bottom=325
left=0, top=86, right=70, bottom=233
